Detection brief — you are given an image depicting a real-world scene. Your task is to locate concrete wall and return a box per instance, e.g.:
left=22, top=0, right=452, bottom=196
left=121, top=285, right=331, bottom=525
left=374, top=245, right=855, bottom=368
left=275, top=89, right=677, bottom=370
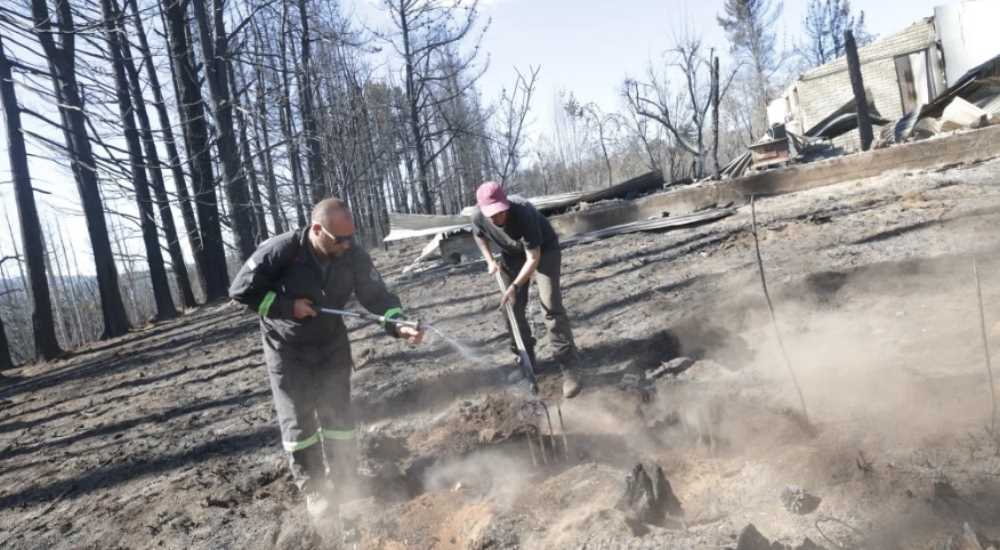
left=445, top=124, right=1000, bottom=253
left=798, top=20, right=939, bottom=124
left=548, top=124, right=1000, bottom=237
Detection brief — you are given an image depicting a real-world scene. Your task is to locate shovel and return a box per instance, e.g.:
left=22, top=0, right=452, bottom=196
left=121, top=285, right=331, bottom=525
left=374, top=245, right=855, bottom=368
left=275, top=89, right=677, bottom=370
left=493, top=270, right=538, bottom=394
left=493, top=270, right=573, bottom=463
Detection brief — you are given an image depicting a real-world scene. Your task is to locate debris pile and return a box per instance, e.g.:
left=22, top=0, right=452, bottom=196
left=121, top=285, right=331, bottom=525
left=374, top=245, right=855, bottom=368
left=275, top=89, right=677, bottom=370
left=391, top=170, right=737, bottom=278
left=740, top=4, right=1000, bottom=178
left=732, top=524, right=826, bottom=550
left=876, top=56, right=1000, bottom=148
left=941, top=523, right=1000, bottom=550
left=728, top=54, right=1000, bottom=179
left=780, top=485, right=821, bottom=515
left=615, top=463, right=683, bottom=533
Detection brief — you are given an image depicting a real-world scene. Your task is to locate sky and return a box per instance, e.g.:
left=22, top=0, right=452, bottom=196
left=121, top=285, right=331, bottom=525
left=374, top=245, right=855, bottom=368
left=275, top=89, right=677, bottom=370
left=405, top=0, right=949, bottom=140
left=0, top=0, right=960, bottom=276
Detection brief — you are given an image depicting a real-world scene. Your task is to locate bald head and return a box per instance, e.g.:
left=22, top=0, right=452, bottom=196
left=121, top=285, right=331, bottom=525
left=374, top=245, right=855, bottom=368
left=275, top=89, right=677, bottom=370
left=309, top=197, right=355, bottom=257
left=311, top=198, right=353, bottom=230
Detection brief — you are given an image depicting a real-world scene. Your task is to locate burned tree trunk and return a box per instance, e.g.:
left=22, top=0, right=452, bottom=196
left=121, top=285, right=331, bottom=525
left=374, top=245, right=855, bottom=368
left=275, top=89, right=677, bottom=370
left=161, top=0, right=231, bottom=301
left=297, top=0, right=326, bottom=203
left=30, top=0, right=131, bottom=339
left=53, top=219, right=85, bottom=342
left=616, top=463, right=684, bottom=533
left=118, top=0, right=196, bottom=309
left=102, top=0, right=177, bottom=321
left=401, top=13, right=434, bottom=214
left=0, top=34, right=63, bottom=360
left=711, top=53, right=721, bottom=180
left=0, top=312, right=13, bottom=373
left=130, top=0, right=203, bottom=304
left=191, top=0, right=257, bottom=260
left=845, top=30, right=874, bottom=151
left=251, top=22, right=284, bottom=235
left=278, top=2, right=308, bottom=226
left=229, top=59, right=268, bottom=242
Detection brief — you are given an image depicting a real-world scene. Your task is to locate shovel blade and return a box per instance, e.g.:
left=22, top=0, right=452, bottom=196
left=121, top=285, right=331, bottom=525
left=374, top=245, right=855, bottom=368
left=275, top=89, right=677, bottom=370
left=518, top=350, right=538, bottom=394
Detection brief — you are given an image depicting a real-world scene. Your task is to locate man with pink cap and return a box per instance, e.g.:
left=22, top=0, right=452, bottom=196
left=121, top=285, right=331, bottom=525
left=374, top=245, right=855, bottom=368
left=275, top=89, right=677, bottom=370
left=471, top=181, right=582, bottom=398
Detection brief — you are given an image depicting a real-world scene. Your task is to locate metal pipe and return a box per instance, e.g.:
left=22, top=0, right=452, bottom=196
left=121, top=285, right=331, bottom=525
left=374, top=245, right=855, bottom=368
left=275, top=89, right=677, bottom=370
left=317, top=307, right=421, bottom=330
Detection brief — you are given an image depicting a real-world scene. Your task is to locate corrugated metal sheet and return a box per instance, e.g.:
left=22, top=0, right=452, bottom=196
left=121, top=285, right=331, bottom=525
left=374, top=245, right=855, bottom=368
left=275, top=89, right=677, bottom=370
left=383, top=213, right=469, bottom=242
left=560, top=208, right=735, bottom=248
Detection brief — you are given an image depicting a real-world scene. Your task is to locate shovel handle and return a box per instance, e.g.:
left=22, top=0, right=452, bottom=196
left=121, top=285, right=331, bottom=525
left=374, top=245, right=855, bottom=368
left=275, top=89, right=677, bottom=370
left=494, top=271, right=537, bottom=391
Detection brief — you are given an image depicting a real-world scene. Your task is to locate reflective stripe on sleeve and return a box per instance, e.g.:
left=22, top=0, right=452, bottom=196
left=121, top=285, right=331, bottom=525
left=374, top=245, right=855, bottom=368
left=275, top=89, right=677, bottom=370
left=258, top=291, right=277, bottom=317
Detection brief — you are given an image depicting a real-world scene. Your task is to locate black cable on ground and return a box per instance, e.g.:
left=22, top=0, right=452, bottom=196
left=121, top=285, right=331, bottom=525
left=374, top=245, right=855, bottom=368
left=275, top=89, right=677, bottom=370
left=750, top=195, right=811, bottom=426
left=973, top=257, right=997, bottom=435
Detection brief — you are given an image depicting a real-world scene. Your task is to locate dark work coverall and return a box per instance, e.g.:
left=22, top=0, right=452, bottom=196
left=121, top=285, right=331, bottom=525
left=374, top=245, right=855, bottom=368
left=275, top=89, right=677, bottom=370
left=470, top=197, right=579, bottom=366
left=229, top=228, right=405, bottom=491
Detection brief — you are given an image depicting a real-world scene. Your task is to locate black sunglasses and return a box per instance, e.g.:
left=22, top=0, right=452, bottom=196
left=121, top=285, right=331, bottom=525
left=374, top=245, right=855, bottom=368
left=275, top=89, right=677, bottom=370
left=320, top=226, right=354, bottom=245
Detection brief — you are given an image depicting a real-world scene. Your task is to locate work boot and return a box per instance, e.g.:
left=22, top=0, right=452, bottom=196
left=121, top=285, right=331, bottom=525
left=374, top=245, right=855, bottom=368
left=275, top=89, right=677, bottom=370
left=561, top=367, right=582, bottom=399
left=555, top=350, right=583, bottom=399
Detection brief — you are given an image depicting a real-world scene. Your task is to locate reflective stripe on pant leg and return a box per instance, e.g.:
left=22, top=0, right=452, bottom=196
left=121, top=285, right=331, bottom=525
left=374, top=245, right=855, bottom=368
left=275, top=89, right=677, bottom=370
left=314, top=342, right=356, bottom=481
left=263, top=336, right=322, bottom=488
left=320, top=428, right=355, bottom=441
left=283, top=431, right=322, bottom=452
left=315, top=340, right=354, bottom=433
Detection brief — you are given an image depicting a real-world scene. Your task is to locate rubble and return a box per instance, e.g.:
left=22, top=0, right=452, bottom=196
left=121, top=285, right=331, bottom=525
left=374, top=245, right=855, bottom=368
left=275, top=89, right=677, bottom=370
left=941, top=97, right=990, bottom=132
left=646, top=357, right=695, bottom=381
left=723, top=96, right=890, bottom=178
left=389, top=170, right=735, bottom=271
left=616, top=463, right=683, bottom=531
left=558, top=208, right=734, bottom=248
left=733, top=524, right=772, bottom=550
left=732, top=524, right=827, bottom=550
left=912, top=116, right=944, bottom=141
left=753, top=8, right=1000, bottom=173
left=876, top=55, right=1000, bottom=147
left=780, top=485, right=822, bottom=515
left=933, top=478, right=961, bottom=501
left=385, top=170, right=667, bottom=244
left=940, top=523, right=1000, bottom=550
left=468, top=516, right=522, bottom=550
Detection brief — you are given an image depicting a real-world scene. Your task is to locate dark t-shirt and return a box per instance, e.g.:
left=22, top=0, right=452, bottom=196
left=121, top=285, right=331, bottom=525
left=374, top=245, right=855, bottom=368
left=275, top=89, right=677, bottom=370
left=470, top=197, right=559, bottom=257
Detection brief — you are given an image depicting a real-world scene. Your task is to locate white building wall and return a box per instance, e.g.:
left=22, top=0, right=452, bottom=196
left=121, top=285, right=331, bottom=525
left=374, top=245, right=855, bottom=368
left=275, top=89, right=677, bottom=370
left=935, top=0, right=1000, bottom=86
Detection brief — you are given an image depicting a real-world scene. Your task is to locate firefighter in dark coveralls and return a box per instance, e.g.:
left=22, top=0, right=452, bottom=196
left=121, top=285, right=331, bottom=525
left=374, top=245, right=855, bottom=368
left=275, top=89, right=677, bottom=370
left=229, top=198, right=424, bottom=519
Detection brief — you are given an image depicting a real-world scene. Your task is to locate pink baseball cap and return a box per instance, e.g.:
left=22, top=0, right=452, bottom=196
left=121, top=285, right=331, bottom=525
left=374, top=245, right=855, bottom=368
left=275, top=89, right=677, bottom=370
left=476, top=181, right=510, bottom=217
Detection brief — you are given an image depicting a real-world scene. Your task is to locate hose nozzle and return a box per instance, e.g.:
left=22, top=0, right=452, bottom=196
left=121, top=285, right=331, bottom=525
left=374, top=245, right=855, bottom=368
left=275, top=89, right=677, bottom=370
left=386, top=316, right=421, bottom=331
left=318, top=307, right=421, bottom=332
